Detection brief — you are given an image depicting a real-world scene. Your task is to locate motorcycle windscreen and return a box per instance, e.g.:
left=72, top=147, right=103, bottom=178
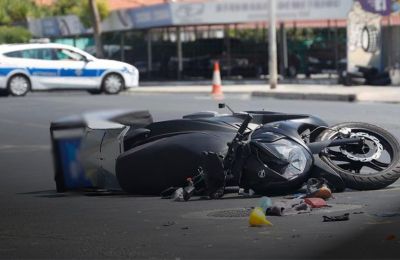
left=116, top=132, right=230, bottom=195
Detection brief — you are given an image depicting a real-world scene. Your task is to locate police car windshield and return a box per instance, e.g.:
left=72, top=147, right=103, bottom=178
left=55, top=49, right=85, bottom=61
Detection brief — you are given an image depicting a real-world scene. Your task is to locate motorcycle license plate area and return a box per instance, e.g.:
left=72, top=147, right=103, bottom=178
left=56, top=138, right=92, bottom=189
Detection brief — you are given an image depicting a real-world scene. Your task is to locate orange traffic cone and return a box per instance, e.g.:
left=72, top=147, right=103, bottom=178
left=211, top=61, right=224, bottom=100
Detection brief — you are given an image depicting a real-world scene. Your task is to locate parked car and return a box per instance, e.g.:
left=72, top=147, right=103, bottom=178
left=0, top=43, right=139, bottom=96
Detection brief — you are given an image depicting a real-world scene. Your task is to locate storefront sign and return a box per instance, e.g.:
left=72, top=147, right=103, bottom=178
left=128, top=4, right=173, bottom=29
left=358, top=0, right=392, bottom=16
left=29, top=15, right=85, bottom=37
left=171, top=0, right=353, bottom=25
left=29, top=0, right=354, bottom=37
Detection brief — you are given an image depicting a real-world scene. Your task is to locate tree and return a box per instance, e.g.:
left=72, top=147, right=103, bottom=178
left=51, top=0, right=108, bottom=27
left=0, top=0, right=49, bottom=26
left=88, top=0, right=104, bottom=58
left=0, top=26, right=31, bottom=44
left=50, top=0, right=109, bottom=58
left=0, top=0, right=49, bottom=44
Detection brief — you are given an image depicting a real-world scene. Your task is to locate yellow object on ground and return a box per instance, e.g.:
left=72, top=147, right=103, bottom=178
left=249, top=207, right=273, bottom=227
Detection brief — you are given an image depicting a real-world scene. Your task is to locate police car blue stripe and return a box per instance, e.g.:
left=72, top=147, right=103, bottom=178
left=59, top=69, right=107, bottom=77
left=0, top=68, right=16, bottom=76
left=0, top=67, right=108, bottom=77
left=29, top=68, right=58, bottom=76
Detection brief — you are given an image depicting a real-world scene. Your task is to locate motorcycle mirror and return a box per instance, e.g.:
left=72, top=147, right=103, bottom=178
left=218, top=103, right=235, bottom=114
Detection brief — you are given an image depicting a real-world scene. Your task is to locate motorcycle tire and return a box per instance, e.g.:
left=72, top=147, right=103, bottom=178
left=316, top=122, right=400, bottom=190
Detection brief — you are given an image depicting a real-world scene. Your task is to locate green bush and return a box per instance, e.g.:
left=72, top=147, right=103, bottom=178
left=0, top=26, right=31, bottom=44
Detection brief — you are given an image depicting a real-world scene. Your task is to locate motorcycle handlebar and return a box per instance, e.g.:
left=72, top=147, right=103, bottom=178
left=237, top=114, right=253, bottom=136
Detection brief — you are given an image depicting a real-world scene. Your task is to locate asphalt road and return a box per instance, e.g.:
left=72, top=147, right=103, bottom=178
left=0, top=92, right=399, bottom=259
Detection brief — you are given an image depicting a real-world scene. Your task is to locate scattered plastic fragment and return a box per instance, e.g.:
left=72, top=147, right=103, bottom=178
left=323, top=213, right=350, bottom=222
left=239, top=188, right=255, bottom=197
left=172, top=188, right=185, bottom=202
left=385, top=234, right=396, bottom=241
left=259, top=196, right=272, bottom=212
left=266, top=205, right=285, bottom=216
left=304, top=198, right=328, bottom=208
left=306, top=178, right=332, bottom=199
left=373, top=212, right=400, bottom=218
left=265, top=198, right=311, bottom=216
left=249, top=207, right=273, bottom=227
left=162, top=221, right=176, bottom=227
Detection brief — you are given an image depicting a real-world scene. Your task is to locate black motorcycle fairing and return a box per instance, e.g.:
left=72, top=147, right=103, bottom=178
left=252, top=122, right=312, bottom=154
left=123, top=118, right=238, bottom=151
left=241, top=155, right=309, bottom=195
left=116, top=131, right=232, bottom=195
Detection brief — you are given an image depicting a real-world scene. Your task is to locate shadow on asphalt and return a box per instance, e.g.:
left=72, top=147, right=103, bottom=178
left=17, top=189, right=160, bottom=198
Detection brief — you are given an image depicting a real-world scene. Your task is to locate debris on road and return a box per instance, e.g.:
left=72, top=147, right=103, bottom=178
left=385, top=234, right=397, bottom=241
left=323, top=213, right=350, bottom=222
left=373, top=212, right=400, bottom=218
left=266, top=199, right=311, bottom=216
left=162, top=221, right=176, bottom=227
left=249, top=207, right=273, bottom=227
left=306, top=178, right=332, bottom=200
left=304, top=198, right=329, bottom=208
left=172, top=188, right=185, bottom=202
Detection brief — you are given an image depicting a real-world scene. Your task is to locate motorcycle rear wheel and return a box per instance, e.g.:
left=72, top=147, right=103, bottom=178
left=316, top=122, right=400, bottom=190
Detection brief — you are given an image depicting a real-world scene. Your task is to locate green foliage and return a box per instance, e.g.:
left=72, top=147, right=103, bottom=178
left=0, top=0, right=49, bottom=25
left=0, top=26, right=31, bottom=43
left=51, top=0, right=109, bottom=28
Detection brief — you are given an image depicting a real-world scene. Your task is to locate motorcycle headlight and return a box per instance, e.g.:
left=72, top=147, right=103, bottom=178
left=261, top=139, right=312, bottom=180
left=124, top=66, right=137, bottom=75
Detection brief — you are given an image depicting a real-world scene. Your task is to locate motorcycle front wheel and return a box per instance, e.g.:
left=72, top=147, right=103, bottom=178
left=316, top=122, right=400, bottom=190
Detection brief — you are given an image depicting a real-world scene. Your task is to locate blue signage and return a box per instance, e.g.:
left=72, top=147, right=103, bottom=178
left=358, top=0, right=392, bottom=16
left=128, top=4, right=173, bottom=29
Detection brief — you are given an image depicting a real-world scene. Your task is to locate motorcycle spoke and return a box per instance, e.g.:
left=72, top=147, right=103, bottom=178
left=326, top=149, right=351, bottom=162
left=335, top=163, right=353, bottom=170
left=363, top=162, right=384, bottom=172
left=337, top=162, right=363, bottom=174
left=371, top=159, right=390, bottom=168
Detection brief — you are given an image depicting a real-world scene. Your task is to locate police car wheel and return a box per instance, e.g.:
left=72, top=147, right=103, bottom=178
left=8, top=75, right=30, bottom=97
left=103, top=74, right=123, bottom=94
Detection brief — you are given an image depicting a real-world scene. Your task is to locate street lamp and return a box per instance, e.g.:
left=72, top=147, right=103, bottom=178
left=269, top=0, right=278, bottom=89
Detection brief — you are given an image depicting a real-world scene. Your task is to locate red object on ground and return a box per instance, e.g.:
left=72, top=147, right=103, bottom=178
left=304, top=198, right=328, bottom=208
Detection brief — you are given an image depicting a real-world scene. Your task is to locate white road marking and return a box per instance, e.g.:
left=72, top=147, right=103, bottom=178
left=0, top=118, right=48, bottom=129
left=0, top=145, right=50, bottom=152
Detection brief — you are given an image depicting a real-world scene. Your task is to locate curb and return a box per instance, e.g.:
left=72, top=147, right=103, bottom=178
left=251, top=91, right=357, bottom=102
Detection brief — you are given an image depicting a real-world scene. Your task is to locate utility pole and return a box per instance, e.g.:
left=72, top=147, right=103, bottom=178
left=89, top=0, right=104, bottom=58
left=268, top=0, right=278, bottom=89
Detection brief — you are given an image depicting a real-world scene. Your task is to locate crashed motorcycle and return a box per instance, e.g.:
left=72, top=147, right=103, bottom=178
left=50, top=104, right=400, bottom=198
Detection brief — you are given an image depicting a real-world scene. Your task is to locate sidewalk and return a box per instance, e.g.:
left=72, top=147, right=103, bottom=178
left=129, top=84, right=400, bottom=103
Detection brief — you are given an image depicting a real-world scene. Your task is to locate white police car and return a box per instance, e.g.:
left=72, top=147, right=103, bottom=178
left=0, top=43, right=139, bottom=96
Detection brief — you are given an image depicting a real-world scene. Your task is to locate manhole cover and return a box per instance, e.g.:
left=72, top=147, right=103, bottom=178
left=207, top=208, right=252, bottom=218
left=183, top=204, right=363, bottom=219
